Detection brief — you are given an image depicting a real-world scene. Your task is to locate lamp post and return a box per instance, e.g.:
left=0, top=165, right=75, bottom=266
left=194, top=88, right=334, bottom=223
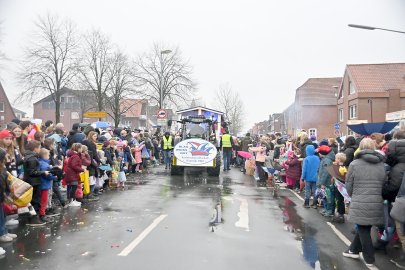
left=348, top=24, right=405, bottom=34
left=159, top=50, right=172, bottom=109
left=368, top=99, right=373, bottom=123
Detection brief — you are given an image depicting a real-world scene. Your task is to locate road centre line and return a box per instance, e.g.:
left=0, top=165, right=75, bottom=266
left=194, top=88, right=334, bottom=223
left=118, top=214, right=168, bottom=256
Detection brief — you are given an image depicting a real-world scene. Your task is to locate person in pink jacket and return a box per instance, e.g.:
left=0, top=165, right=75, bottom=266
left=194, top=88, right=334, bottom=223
left=131, top=142, right=145, bottom=173
left=249, top=144, right=267, bottom=181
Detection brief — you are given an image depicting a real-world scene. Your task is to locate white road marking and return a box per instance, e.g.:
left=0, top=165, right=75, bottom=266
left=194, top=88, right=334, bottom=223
left=235, top=198, right=250, bottom=232
left=326, top=222, right=351, bottom=246
left=118, top=214, right=168, bottom=256
left=290, top=189, right=305, bottom=202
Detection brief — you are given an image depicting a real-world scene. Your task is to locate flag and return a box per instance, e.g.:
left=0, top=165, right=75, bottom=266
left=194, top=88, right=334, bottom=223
left=334, top=178, right=351, bottom=203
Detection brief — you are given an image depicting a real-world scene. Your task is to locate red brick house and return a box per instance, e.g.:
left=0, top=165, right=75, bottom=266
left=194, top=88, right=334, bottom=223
left=33, top=88, right=97, bottom=129
left=0, top=82, right=16, bottom=128
left=293, top=77, right=342, bottom=140
left=115, top=99, right=148, bottom=129
left=337, top=63, right=405, bottom=135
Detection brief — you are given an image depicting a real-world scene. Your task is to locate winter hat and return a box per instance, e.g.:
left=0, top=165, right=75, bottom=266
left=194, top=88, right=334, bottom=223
left=310, top=135, right=317, bottom=141
left=103, top=141, right=110, bottom=148
left=319, top=139, right=329, bottom=146
left=6, top=122, right=18, bottom=131
left=317, top=145, right=331, bottom=155
left=0, top=129, right=14, bottom=139
left=45, top=120, right=53, bottom=127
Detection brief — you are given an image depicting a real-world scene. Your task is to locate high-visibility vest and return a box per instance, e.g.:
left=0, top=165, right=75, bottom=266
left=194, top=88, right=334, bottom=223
left=163, top=136, right=173, bottom=150
left=222, top=134, right=232, bottom=148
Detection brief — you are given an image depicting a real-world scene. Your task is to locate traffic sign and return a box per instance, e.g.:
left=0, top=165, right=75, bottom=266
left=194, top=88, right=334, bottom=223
left=334, top=123, right=341, bottom=130
left=157, top=119, right=167, bottom=126
left=83, top=111, right=107, bottom=118
left=157, top=109, right=167, bottom=119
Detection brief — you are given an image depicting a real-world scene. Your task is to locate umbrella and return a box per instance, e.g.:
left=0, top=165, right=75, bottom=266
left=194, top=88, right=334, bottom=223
left=347, top=121, right=399, bottom=136
left=92, top=121, right=111, bottom=129
left=238, top=151, right=252, bottom=159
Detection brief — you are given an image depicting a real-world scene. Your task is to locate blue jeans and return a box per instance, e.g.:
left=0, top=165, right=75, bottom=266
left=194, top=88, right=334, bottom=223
left=223, top=149, right=232, bottom=170
left=305, top=181, right=317, bottom=203
left=163, top=150, right=172, bottom=167
left=0, top=203, right=8, bottom=236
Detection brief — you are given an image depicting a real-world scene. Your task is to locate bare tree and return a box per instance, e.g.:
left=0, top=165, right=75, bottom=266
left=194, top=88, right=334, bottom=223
left=105, top=50, right=140, bottom=128
left=214, top=83, right=245, bottom=135
left=17, top=14, right=79, bottom=123
left=136, top=43, right=196, bottom=109
left=79, top=30, right=115, bottom=116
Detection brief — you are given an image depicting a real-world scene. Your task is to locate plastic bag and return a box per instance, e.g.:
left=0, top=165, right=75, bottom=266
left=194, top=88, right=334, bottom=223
left=81, top=170, right=90, bottom=195
left=75, top=184, right=83, bottom=199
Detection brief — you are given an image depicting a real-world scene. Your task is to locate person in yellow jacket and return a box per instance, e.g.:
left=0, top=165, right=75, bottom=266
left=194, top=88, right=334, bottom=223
left=161, top=131, right=174, bottom=169
left=220, top=130, right=234, bottom=171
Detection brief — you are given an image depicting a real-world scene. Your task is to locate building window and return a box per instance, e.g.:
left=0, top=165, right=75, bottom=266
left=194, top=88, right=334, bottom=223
left=60, top=97, right=65, bottom=103
left=339, top=108, right=344, bottom=122
left=349, top=81, right=355, bottom=95
left=0, top=102, right=4, bottom=112
left=60, top=111, right=64, bottom=117
left=308, top=128, right=317, bottom=138
left=349, top=105, right=357, bottom=119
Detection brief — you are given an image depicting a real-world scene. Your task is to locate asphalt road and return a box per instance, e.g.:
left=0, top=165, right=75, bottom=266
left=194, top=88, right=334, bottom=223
left=0, top=166, right=401, bottom=270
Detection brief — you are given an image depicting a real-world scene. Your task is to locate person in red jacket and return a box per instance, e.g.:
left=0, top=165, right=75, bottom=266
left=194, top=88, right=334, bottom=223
left=65, top=143, right=84, bottom=207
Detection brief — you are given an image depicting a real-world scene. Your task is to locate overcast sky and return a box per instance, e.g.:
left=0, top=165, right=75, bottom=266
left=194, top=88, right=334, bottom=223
left=1, top=0, right=405, bottom=130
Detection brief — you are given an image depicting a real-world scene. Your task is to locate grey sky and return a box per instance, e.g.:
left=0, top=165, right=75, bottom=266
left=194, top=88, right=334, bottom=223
left=1, top=0, right=405, bottom=131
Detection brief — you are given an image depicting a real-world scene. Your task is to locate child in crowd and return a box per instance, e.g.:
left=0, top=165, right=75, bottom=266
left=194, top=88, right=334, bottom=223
left=65, top=143, right=84, bottom=207
left=24, top=140, right=49, bottom=226
left=316, top=145, right=335, bottom=212
left=284, top=149, right=301, bottom=190
left=301, top=145, right=320, bottom=208
left=131, top=142, right=144, bottom=173
left=116, top=142, right=128, bottom=189
left=330, top=153, right=347, bottom=223
left=38, top=148, right=57, bottom=223
left=0, top=148, right=17, bottom=251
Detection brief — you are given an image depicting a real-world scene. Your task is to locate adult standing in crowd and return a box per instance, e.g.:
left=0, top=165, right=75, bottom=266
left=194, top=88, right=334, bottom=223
left=68, top=123, right=85, bottom=148
left=161, top=131, right=174, bottom=170
left=220, top=130, right=234, bottom=171
left=343, top=138, right=386, bottom=267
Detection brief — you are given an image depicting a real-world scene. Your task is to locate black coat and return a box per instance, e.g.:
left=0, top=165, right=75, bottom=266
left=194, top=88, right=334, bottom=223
left=342, top=145, right=357, bottom=167
left=0, top=170, right=9, bottom=203
left=384, top=140, right=405, bottom=202
left=23, top=150, right=46, bottom=186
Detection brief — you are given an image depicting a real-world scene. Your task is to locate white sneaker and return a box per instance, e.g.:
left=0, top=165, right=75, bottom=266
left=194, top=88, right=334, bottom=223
left=69, top=200, right=81, bottom=207
left=0, top=247, right=5, bottom=255
left=0, top=235, right=13, bottom=242
left=6, top=233, right=17, bottom=239
left=5, top=219, right=19, bottom=226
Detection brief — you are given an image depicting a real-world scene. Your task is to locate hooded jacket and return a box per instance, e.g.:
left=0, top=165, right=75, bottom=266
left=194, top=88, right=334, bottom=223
left=285, top=155, right=301, bottom=180
left=23, top=150, right=47, bottom=186
left=346, top=150, right=385, bottom=225
left=317, top=151, right=336, bottom=186
left=67, top=126, right=85, bottom=148
left=39, top=158, right=56, bottom=190
left=301, top=145, right=320, bottom=182
left=241, top=136, right=253, bottom=152
left=65, top=151, right=84, bottom=184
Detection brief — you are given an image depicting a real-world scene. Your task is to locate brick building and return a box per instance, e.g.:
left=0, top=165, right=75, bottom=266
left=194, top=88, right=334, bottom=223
left=0, top=82, right=16, bottom=128
left=117, top=99, right=148, bottom=129
left=269, top=113, right=285, bottom=134
left=292, top=77, right=342, bottom=140
left=337, top=63, right=405, bottom=135
left=33, top=88, right=97, bottom=130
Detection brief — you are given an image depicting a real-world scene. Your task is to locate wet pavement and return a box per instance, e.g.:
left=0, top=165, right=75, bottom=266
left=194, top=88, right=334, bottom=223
left=0, top=166, right=402, bottom=270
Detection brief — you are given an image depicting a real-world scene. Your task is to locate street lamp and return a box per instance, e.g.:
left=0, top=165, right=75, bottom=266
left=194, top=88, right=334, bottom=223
left=348, top=24, right=405, bottom=34
left=159, top=50, right=172, bottom=109
left=368, top=99, right=373, bottom=123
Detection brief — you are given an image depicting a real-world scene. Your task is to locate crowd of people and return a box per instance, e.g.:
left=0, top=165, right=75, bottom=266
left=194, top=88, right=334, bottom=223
left=227, top=130, right=405, bottom=268
left=0, top=119, right=167, bottom=256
